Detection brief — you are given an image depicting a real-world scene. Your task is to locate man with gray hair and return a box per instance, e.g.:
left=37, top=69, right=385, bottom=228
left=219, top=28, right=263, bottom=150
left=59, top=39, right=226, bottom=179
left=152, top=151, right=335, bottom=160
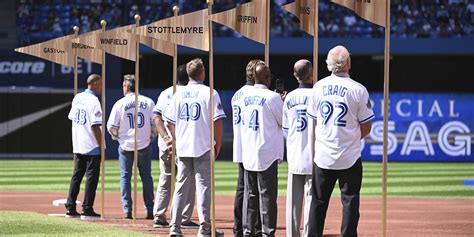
left=282, top=59, right=314, bottom=237
left=307, top=45, right=374, bottom=237
left=164, top=58, right=226, bottom=236
left=107, top=74, right=156, bottom=220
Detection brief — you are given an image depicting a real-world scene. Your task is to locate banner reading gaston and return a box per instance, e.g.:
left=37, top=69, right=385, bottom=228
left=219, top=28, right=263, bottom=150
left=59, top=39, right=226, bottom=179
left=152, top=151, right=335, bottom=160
left=134, top=9, right=209, bottom=51
left=15, top=34, right=75, bottom=67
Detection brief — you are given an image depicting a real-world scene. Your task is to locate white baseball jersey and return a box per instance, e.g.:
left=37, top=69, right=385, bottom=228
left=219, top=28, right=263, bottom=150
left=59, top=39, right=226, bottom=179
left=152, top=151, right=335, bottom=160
left=307, top=73, right=374, bottom=170
left=107, top=93, right=155, bottom=151
left=153, top=85, right=184, bottom=151
left=163, top=81, right=226, bottom=157
left=231, top=84, right=253, bottom=163
left=240, top=84, right=284, bottom=172
left=282, top=84, right=313, bottom=175
left=68, top=90, right=102, bottom=155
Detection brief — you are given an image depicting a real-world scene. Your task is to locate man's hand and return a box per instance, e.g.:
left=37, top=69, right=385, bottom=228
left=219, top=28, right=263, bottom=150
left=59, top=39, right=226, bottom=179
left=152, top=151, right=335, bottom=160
left=274, top=89, right=288, bottom=101
left=163, top=135, right=173, bottom=153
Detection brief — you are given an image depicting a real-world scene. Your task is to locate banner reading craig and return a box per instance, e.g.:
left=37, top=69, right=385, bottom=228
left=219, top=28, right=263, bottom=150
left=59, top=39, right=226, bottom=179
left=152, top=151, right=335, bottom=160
left=362, top=93, right=473, bottom=162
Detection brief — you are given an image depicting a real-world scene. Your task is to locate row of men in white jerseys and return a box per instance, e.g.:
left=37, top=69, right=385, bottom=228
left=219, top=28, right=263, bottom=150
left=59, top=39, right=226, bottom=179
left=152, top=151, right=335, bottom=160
left=66, top=45, right=373, bottom=237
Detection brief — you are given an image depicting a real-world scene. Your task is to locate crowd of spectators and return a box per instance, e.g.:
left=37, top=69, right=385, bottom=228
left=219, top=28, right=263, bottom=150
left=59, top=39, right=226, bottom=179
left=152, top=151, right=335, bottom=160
left=17, top=0, right=473, bottom=45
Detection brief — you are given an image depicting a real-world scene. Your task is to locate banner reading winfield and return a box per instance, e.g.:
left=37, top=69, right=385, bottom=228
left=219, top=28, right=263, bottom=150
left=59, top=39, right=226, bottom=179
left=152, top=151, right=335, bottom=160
left=74, top=25, right=137, bottom=62
left=133, top=9, right=209, bottom=51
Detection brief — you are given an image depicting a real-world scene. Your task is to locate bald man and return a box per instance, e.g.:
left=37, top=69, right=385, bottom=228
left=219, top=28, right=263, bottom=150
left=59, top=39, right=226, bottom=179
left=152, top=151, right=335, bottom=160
left=66, top=74, right=103, bottom=219
left=307, top=45, right=374, bottom=237
left=283, top=59, right=314, bottom=237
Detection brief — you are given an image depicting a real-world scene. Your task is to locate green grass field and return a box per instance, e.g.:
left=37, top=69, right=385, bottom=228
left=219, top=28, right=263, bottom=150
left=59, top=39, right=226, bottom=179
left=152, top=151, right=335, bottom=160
left=0, top=160, right=473, bottom=198
left=0, top=211, right=148, bottom=236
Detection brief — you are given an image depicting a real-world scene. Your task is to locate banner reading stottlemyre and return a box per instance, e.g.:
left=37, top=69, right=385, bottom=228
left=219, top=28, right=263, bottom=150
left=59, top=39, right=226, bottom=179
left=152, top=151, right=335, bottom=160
left=361, top=93, right=473, bottom=162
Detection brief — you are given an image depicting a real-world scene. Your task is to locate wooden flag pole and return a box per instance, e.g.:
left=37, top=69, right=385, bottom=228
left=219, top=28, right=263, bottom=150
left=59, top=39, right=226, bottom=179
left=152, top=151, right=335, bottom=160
left=312, top=0, right=319, bottom=84
left=207, top=1, right=216, bottom=236
left=73, top=26, right=79, bottom=96
left=168, top=5, right=179, bottom=213
left=99, top=19, right=107, bottom=220
left=382, top=1, right=391, bottom=236
left=311, top=0, right=319, bottom=179
left=133, top=14, right=141, bottom=224
left=265, top=0, right=270, bottom=66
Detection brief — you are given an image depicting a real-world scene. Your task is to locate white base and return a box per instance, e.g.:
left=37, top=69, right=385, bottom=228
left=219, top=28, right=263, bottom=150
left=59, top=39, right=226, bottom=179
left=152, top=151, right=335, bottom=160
left=52, top=199, right=81, bottom=206
left=47, top=213, right=66, bottom=217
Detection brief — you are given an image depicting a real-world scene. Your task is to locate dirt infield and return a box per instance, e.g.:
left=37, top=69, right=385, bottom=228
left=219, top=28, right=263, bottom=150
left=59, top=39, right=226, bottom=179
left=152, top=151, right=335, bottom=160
left=1, top=192, right=473, bottom=236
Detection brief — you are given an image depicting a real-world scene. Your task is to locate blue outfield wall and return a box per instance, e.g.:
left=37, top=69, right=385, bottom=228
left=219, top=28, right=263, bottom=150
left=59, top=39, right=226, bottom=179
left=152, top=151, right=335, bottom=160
left=360, top=93, right=473, bottom=162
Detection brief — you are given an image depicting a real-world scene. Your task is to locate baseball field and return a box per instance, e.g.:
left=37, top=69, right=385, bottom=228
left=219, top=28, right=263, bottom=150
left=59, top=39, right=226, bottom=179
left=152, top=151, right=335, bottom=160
left=1, top=160, right=473, bottom=236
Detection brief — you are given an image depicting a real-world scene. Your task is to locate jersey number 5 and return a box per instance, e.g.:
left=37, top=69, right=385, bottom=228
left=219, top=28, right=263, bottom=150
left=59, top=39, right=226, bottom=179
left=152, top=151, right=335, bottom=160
left=296, top=109, right=307, bottom=132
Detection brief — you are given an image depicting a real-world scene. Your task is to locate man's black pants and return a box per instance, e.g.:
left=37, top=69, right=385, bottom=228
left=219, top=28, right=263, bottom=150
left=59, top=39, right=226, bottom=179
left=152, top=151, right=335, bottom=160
left=243, top=161, right=278, bottom=237
left=66, top=154, right=100, bottom=211
left=234, top=162, right=262, bottom=237
left=308, top=159, right=363, bottom=237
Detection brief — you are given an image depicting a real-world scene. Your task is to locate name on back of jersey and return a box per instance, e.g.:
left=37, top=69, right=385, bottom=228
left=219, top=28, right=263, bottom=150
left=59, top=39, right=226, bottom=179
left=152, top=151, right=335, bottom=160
left=124, top=101, right=150, bottom=111
left=244, top=96, right=266, bottom=106
left=323, top=85, right=348, bottom=97
left=182, top=90, right=199, bottom=98
left=286, top=95, right=309, bottom=109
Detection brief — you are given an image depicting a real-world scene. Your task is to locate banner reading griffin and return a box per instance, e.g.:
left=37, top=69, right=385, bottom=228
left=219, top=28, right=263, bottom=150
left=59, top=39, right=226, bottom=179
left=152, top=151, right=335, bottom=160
left=210, top=0, right=267, bottom=44
left=133, top=9, right=209, bottom=51
left=362, top=93, right=473, bottom=162
left=282, top=0, right=315, bottom=36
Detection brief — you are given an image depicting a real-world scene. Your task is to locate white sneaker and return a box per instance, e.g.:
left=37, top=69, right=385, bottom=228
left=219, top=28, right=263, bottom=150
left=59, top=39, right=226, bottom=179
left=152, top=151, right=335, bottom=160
left=197, top=227, right=224, bottom=237
left=169, top=226, right=183, bottom=236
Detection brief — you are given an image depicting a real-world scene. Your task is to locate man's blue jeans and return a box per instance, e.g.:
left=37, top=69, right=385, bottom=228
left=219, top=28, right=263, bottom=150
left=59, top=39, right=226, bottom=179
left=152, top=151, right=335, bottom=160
left=118, top=145, right=154, bottom=214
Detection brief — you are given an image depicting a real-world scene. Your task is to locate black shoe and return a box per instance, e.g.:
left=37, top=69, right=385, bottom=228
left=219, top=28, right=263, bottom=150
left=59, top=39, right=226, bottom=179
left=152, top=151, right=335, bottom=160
left=124, top=212, right=132, bottom=219
left=152, top=218, right=169, bottom=228
left=65, top=209, right=80, bottom=218
left=146, top=211, right=154, bottom=220
left=181, top=220, right=200, bottom=229
left=80, top=209, right=101, bottom=220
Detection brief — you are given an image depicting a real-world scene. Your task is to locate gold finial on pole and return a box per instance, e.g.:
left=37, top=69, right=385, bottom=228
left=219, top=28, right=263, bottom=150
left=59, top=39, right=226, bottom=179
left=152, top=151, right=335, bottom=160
left=72, top=26, right=79, bottom=96
left=172, top=5, right=180, bottom=13
left=100, top=20, right=107, bottom=27
left=134, top=14, right=141, bottom=22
